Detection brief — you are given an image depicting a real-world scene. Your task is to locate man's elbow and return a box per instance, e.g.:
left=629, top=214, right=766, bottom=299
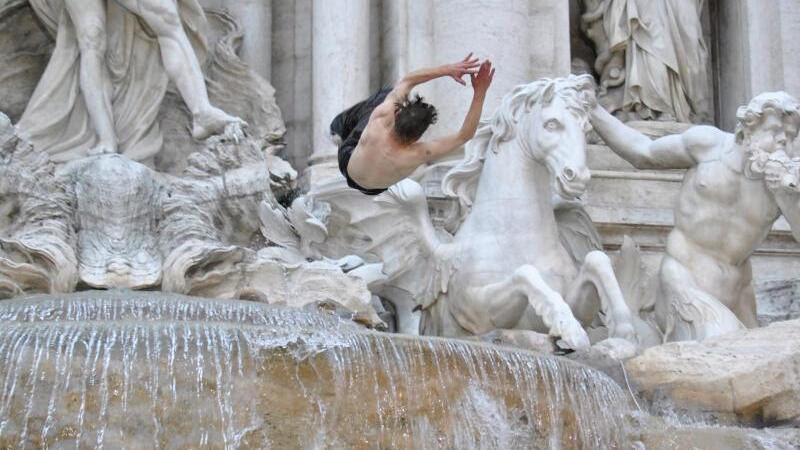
left=395, top=79, right=413, bottom=93
left=456, top=129, right=475, bottom=144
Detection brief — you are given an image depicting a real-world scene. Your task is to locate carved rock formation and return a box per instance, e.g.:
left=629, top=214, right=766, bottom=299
left=0, top=112, right=381, bottom=327
left=626, top=319, right=800, bottom=425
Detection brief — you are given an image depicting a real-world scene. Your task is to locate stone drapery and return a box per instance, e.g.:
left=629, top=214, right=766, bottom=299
left=17, top=0, right=207, bottom=163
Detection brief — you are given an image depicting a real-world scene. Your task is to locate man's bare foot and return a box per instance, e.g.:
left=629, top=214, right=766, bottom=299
left=87, top=141, right=118, bottom=156
left=192, top=107, right=247, bottom=140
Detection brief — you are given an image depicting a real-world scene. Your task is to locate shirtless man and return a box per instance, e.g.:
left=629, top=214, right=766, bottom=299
left=590, top=92, right=800, bottom=341
left=64, top=0, right=241, bottom=155
left=333, top=54, right=494, bottom=195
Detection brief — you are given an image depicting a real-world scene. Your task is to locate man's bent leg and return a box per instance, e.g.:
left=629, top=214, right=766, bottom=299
left=65, top=0, right=117, bottom=154
left=658, top=255, right=745, bottom=341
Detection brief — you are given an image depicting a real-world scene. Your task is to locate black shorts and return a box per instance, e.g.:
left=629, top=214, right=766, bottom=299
left=331, top=86, right=394, bottom=196
left=337, top=144, right=388, bottom=195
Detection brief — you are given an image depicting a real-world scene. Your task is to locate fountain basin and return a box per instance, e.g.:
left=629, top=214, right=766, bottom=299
left=0, top=291, right=632, bottom=449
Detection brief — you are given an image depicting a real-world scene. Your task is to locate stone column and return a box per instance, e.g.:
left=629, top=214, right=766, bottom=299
left=305, top=0, right=371, bottom=187
left=430, top=0, right=531, bottom=136
left=715, top=0, right=800, bottom=130
left=529, top=0, right=571, bottom=80
left=382, top=0, right=435, bottom=90
left=272, top=0, right=313, bottom=172
left=226, top=0, right=272, bottom=80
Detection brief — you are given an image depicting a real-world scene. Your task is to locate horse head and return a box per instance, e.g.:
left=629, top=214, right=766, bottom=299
left=443, top=74, right=597, bottom=222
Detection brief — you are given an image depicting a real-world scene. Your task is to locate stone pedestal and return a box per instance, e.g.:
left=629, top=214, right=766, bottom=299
left=305, top=0, right=371, bottom=187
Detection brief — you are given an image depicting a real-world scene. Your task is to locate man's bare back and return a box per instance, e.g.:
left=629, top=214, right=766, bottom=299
left=347, top=107, right=423, bottom=188
left=590, top=92, right=800, bottom=341
left=333, top=55, right=495, bottom=194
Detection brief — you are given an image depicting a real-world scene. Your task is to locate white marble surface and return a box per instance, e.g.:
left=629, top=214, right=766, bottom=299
left=590, top=91, right=800, bottom=342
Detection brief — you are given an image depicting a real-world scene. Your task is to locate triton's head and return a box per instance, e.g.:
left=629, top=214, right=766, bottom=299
left=736, top=91, right=800, bottom=154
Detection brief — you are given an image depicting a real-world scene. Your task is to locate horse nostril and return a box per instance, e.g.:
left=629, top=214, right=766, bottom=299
left=563, top=167, right=576, bottom=181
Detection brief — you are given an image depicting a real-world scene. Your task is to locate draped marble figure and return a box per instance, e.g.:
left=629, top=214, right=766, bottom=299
left=17, top=0, right=242, bottom=163
left=582, top=0, right=711, bottom=123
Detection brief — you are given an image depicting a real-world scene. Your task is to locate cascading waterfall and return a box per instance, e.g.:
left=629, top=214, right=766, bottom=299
left=0, top=291, right=633, bottom=449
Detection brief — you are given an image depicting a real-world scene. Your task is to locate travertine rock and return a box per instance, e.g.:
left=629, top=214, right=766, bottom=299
left=626, top=319, right=800, bottom=425
left=633, top=415, right=800, bottom=450
left=0, top=111, right=377, bottom=325
left=0, top=113, right=77, bottom=297
left=184, top=252, right=384, bottom=329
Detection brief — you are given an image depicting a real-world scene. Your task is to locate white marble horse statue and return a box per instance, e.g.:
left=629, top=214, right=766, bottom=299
left=289, top=75, right=638, bottom=348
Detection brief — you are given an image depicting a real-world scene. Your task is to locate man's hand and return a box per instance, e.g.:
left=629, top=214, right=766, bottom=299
left=470, top=60, right=495, bottom=96
left=444, top=53, right=481, bottom=86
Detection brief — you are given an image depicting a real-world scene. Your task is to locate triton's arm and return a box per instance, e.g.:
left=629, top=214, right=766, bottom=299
left=590, top=105, right=724, bottom=170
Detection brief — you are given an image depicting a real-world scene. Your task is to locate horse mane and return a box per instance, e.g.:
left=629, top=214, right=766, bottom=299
left=441, top=74, right=596, bottom=223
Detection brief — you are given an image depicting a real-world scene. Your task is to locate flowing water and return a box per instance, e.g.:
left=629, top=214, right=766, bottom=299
left=0, top=291, right=633, bottom=449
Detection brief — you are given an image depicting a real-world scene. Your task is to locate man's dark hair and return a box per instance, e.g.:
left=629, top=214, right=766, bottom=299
left=394, top=94, right=438, bottom=144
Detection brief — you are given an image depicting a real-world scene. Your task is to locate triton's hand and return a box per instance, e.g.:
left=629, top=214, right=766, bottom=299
left=470, top=60, right=495, bottom=95
left=764, top=151, right=800, bottom=194
left=444, top=53, right=481, bottom=86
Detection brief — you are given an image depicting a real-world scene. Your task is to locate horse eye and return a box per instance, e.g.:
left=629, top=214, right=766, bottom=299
left=544, top=119, right=561, bottom=131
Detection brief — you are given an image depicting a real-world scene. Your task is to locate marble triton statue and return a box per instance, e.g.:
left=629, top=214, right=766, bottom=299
left=17, top=0, right=244, bottom=163
left=331, top=54, right=493, bottom=195
left=590, top=91, right=800, bottom=342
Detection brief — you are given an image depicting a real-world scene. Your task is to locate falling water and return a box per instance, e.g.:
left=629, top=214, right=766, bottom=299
left=0, top=291, right=632, bottom=449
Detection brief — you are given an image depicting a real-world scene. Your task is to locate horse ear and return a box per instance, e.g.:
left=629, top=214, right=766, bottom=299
left=542, top=83, right=556, bottom=104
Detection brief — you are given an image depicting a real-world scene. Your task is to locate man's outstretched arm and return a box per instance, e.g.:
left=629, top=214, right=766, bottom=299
left=414, top=60, right=495, bottom=162
left=590, top=105, right=720, bottom=170
left=379, top=54, right=481, bottom=109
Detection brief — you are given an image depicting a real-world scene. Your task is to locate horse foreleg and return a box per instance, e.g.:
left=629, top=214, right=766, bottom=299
left=564, top=251, right=637, bottom=343
left=462, top=265, right=590, bottom=349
